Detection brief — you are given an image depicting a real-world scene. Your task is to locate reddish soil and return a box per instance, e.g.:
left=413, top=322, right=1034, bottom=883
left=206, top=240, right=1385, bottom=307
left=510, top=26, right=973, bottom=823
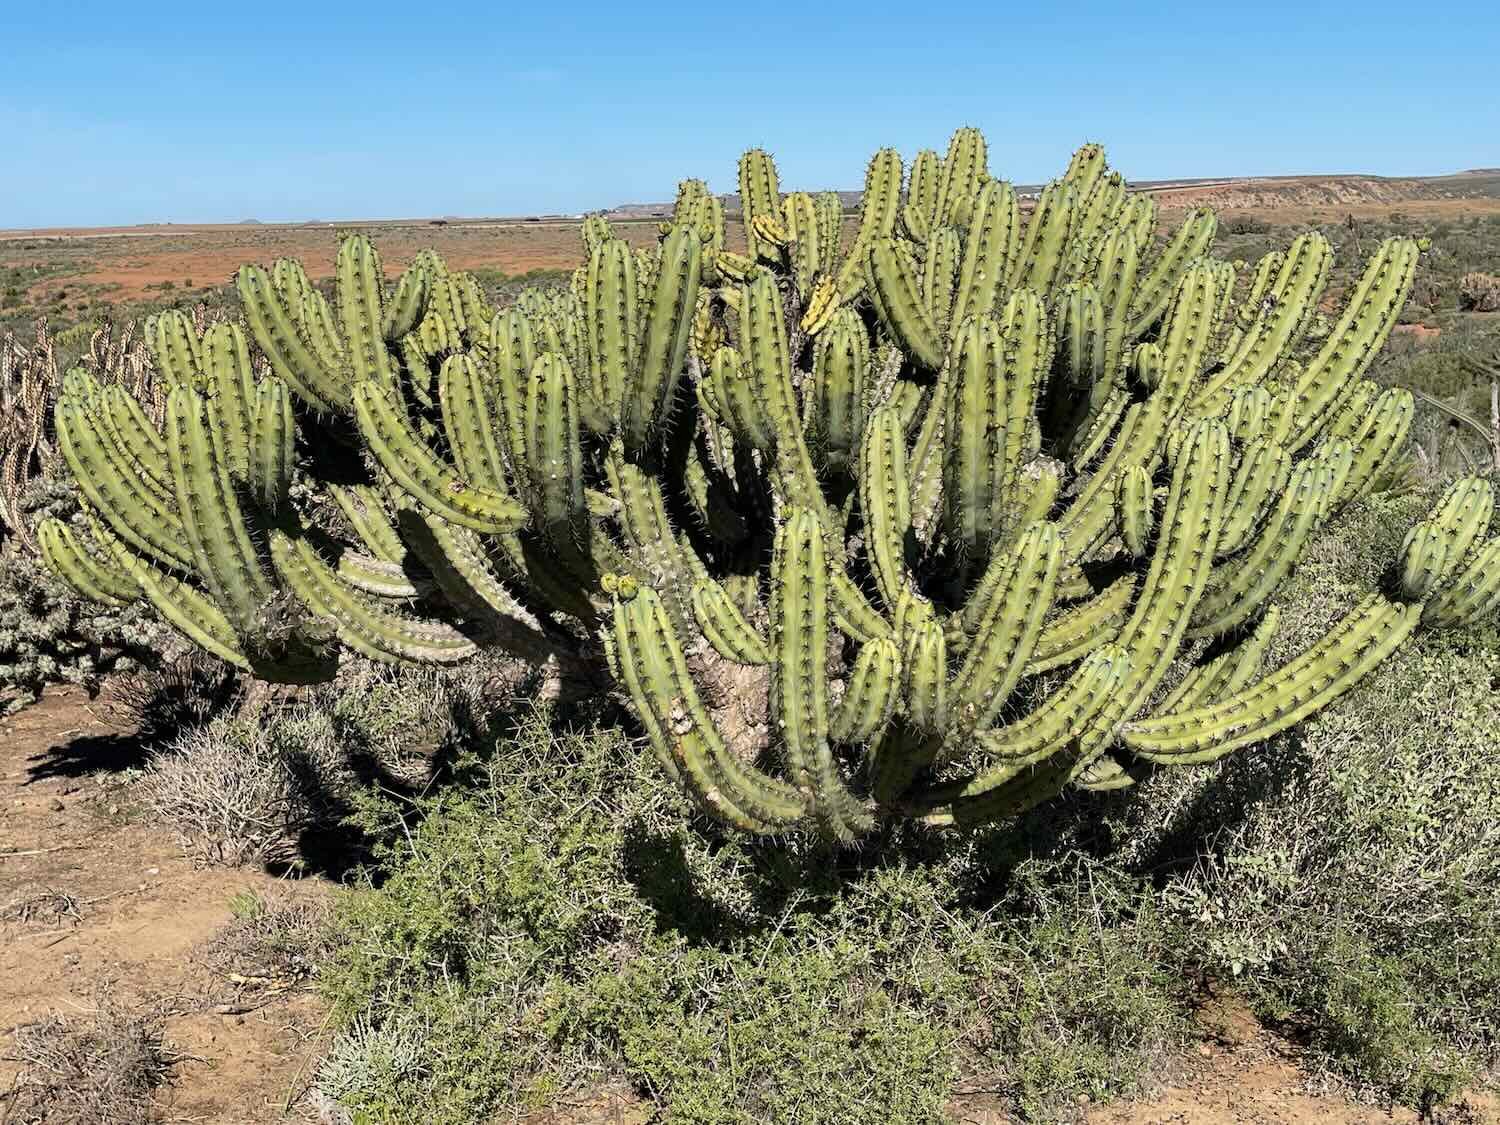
left=2, top=686, right=1495, bottom=1123
left=0, top=219, right=667, bottom=304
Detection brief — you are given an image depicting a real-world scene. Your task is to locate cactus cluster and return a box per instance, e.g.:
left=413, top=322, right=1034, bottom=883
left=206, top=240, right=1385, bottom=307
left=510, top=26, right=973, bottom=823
left=39, top=128, right=1500, bottom=838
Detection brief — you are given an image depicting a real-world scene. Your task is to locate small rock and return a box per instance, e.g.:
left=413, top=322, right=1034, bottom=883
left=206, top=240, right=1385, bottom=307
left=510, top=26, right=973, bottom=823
left=49, top=798, right=65, bottom=811
left=145, top=867, right=159, bottom=876
left=108, top=804, right=120, bottom=815
left=60, top=785, right=79, bottom=796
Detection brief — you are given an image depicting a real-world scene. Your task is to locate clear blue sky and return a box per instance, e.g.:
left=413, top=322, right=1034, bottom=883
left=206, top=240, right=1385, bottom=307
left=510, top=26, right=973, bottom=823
left=4, top=0, right=1497, bottom=228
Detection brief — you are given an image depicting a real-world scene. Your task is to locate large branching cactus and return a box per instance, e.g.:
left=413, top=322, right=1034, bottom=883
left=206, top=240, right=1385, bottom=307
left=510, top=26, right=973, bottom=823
left=40, top=129, right=1500, bottom=839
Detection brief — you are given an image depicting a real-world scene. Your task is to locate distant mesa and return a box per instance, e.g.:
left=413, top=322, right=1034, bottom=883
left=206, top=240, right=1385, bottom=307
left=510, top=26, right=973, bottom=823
left=238, top=218, right=263, bottom=225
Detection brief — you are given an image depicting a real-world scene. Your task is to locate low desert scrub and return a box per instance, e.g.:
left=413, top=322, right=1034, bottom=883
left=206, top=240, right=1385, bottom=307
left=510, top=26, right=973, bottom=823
left=195, top=889, right=334, bottom=991
left=3, top=996, right=179, bottom=1125
left=0, top=483, right=165, bottom=715
left=314, top=704, right=1184, bottom=1124
left=306, top=485, right=1500, bottom=1122
left=1116, top=488, right=1500, bottom=1106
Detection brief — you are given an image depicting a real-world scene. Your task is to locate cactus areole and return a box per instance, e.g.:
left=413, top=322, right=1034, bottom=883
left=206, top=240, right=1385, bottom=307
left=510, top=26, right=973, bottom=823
left=40, top=130, right=1499, bottom=838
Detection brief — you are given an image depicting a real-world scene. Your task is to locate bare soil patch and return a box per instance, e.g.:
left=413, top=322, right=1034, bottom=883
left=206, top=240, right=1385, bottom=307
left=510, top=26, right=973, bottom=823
left=0, top=685, right=329, bottom=1123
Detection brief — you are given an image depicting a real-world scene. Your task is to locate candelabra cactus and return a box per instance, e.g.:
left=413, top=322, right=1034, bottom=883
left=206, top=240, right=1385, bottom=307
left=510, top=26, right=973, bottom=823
left=39, top=128, right=1500, bottom=839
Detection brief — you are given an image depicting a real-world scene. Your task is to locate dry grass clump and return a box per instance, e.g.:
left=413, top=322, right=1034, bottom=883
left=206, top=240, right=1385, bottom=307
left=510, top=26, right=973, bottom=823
left=3, top=997, right=179, bottom=1125
left=138, top=709, right=343, bottom=867
left=0, top=884, right=82, bottom=928
left=195, top=889, right=333, bottom=988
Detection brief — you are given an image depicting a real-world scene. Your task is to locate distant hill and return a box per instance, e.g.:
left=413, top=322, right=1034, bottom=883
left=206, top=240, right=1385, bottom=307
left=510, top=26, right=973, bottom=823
left=604, top=169, right=1500, bottom=219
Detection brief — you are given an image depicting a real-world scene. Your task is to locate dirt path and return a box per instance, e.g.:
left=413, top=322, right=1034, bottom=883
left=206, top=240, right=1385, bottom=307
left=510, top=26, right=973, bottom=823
left=2, top=686, right=1495, bottom=1124
left=0, top=685, right=329, bottom=1123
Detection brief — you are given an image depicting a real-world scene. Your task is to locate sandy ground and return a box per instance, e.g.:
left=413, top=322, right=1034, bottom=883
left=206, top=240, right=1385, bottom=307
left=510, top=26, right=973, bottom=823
left=0, top=686, right=330, bottom=1123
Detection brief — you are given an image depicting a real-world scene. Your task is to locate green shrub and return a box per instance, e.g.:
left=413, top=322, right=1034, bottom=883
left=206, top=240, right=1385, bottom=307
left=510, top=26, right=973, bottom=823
left=1117, top=489, right=1500, bottom=1105
left=317, top=704, right=1184, bottom=1124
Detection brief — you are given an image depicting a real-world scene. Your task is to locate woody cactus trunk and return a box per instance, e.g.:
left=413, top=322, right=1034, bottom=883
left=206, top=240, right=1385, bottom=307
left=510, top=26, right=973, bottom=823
left=38, top=130, right=1500, bottom=838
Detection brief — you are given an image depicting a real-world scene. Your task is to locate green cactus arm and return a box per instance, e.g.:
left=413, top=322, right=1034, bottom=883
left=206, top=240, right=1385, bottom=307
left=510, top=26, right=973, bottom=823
left=250, top=377, right=296, bottom=514
left=831, top=572, right=892, bottom=643
left=1022, top=573, right=1136, bottom=675
left=1191, top=232, right=1332, bottom=415
left=921, top=226, right=962, bottom=335
left=868, top=237, right=944, bottom=370
left=1048, top=281, right=1105, bottom=446
left=37, top=518, right=140, bottom=605
left=328, top=483, right=406, bottom=566
left=351, top=382, right=528, bottom=534
left=909, top=644, right=1130, bottom=823
left=237, top=264, right=350, bottom=413
left=903, top=616, right=949, bottom=734
left=203, top=323, right=256, bottom=481
left=337, top=550, right=419, bottom=598
left=952, top=521, right=1063, bottom=735
left=1189, top=463, right=1334, bottom=639
left=691, top=578, right=771, bottom=666
left=1127, top=207, right=1217, bottom=338
left=1009, top=180, right=1076, bottom=298
left=98, top=383, right=169, bottom=493
left=1423, top=537, right=1500, bottom=627
left=810, top=308, right=870, bottom=460
left=1214, top=438, right=1292, bottom=558
left=165, top=386, right=275, bottom=634
left=835, top=148, right=903, bottom=300
left=1290, top=238, right=1419, bottom=449
left=1159, top=604, right=1283, bottom=715
left=1428, top=477, right=1495, bottom=582
left=55, top=396, right=192, bottom=570
left=1072, top=420, right=1232, bottom=762
left=1328, top=389, right=1415, bottom=510
left=1122, top=595, right=1421, bottom=763
left=269, top=529, right=477, bottom=665
left=1115, top=464, right=1155, bottom=559
left=151, top=309, right=206, bottom=387
left=624, top=225, right=701, bottom=451
left=902, top=148, right=942, bottom=242
left=1067, top=370, right=1130, bottom=470
left=490, top=308, right=540, bottom=475
left=859, top=404, right=913, bottom=610
left=1078, top=171, right=1127, bottom=238
left=438, top=353, right=510, bottom=496
left=771, top=506, right=873, bottom=839
left=382, top=261, right=430, bottom=342
left=613, top=586, right=807, bottom=831
left=952, top=179, right=1020, bottom=325
left=738, top=148, right=782, bottom=265
left=583, top=238, right=636, bottom=427
left=994, top=288, right=1050, bottom=515
left=741, top=274, right=824, bottom=514
left=101, top=530, right=249, bottom=669
left=832, top=635, right=901, bottom=744
left=932, top=127, right=988, bottom=228
left=941, top=315, right=1005, bottom=569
